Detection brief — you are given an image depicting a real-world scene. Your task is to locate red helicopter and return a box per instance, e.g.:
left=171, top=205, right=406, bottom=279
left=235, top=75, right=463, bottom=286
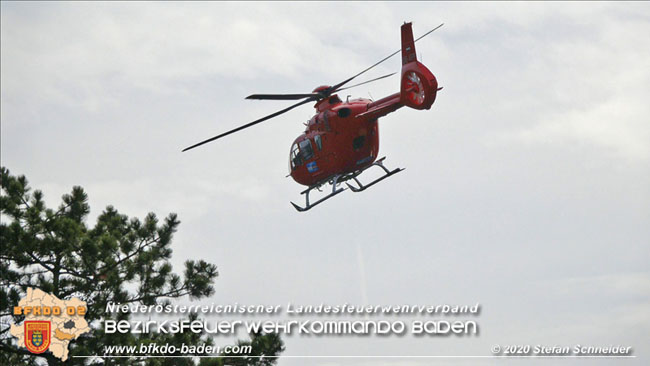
left=184, top=22, right=443, bottom=211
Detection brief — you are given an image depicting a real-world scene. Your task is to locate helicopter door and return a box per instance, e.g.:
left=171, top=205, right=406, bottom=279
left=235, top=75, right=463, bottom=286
left=300, top=139, right=325, bottom=175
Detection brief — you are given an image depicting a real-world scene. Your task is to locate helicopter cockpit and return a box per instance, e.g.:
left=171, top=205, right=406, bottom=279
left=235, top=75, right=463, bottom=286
left=290, top=139, right=314, bottom=170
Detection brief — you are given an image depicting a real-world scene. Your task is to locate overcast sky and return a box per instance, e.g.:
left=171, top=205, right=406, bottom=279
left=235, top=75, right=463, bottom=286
left=2, top=2, right=649, bottom=365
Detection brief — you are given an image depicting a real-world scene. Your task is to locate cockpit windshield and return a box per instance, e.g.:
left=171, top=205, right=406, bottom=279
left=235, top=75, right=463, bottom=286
left=290, top=139, right=315, bottom=170
left=290, top=143, right=300, bottom=170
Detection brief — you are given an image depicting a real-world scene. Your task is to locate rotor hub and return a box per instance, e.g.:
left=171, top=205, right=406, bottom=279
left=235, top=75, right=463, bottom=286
left=312, top=85, right=332, bottom=94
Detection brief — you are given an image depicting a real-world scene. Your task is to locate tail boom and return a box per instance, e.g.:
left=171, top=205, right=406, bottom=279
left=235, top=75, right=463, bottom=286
left=356, top=22, right=440, bottom=120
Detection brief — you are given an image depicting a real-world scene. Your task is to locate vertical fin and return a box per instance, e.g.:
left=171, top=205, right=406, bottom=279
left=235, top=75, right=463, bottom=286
left=400, top=22, right=438, bottom=110
left=401, top=22, right=417, bottom=65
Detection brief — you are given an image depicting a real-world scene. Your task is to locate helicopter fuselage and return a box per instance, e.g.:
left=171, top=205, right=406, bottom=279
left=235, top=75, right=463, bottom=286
left=182, top=21, right=442, bottom=211
left=289, top=94, right=388, bottom=187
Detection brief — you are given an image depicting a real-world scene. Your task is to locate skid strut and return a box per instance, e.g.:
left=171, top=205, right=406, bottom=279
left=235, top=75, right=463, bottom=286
left=345, top=157, right=404, bottom=192
left=290, top=157, right=404, bottom=212
left=290, top=175, right=346, bottom=212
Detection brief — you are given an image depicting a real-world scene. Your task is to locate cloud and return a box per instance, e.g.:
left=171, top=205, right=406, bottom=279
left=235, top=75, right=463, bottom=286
left=2, top=3, right=649, bottom=365
left=474, top=4, right=650, bottom=163
left=1, top=2, right=394, bottom=115
left=493, top=95, right=650, bottom=162
left=557, top=272, right=650, bottom=297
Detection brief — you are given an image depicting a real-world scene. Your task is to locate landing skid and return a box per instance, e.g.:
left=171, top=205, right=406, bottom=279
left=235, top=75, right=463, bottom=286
left=290, top=175, right=346, bottom=212
left=290, top=157, right=404, bottom=212
left=345, top=157, right=404, bottom=192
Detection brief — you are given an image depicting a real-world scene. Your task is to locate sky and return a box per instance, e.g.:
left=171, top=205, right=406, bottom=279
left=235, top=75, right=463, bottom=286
left=2, top=2, right=649, bottom=365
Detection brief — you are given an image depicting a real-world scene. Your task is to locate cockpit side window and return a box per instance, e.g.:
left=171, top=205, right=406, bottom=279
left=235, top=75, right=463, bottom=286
left=315, top=135, right=322, bottom=150
left=299, top=139, right=314, bottom=161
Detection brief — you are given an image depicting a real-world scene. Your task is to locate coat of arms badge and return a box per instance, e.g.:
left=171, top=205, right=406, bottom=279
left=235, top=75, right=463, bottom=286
left=25, top=321, right=51, bottom=354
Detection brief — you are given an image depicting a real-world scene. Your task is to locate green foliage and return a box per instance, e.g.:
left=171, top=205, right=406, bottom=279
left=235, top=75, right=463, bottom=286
left=206, top=332, right=285, bottom=366
left=0, top=167, right=283, bottom=366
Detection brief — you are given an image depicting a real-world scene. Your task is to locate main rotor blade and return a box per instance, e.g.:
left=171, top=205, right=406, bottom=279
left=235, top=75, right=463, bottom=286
left=246, top=93, right=320, bottom=100
left=327, top=23, right=444, bottom=93
left=333, top=72, right=396, bottom=93
left=247, top=72, right=396, bottom=101
left=182, top=97, right=315, bottom=152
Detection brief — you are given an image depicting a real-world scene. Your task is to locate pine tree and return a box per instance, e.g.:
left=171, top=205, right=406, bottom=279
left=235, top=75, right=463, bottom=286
left=0, top=167, right=283, bottom=365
